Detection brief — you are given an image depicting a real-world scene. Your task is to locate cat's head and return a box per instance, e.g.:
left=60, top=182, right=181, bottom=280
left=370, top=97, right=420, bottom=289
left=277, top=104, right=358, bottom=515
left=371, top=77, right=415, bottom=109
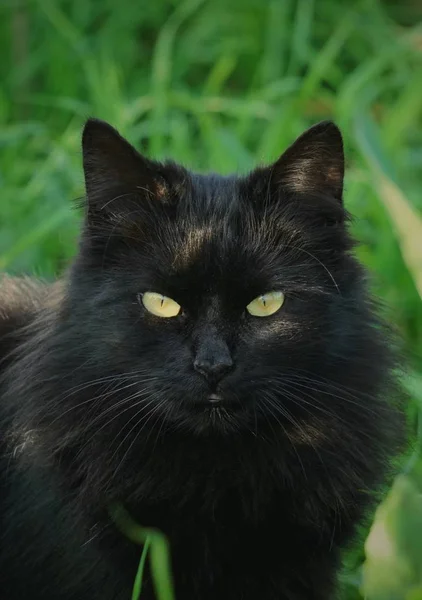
left=60, top=119, right=384, bottom=444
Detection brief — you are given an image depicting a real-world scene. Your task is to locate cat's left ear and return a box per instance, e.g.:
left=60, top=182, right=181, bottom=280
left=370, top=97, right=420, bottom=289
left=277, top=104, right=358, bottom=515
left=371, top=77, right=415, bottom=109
left=272, top=121, right=344, bottom=202
left=82, top=118, right=167, bottom=221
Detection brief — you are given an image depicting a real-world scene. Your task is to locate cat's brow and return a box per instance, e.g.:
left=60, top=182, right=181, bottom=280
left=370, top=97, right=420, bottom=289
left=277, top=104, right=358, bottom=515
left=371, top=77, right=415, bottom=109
left=171, top=225, right=214, bottom=269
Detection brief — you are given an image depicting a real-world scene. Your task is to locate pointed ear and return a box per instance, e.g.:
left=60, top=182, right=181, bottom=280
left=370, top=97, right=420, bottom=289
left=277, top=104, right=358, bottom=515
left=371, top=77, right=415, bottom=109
left=82, top=119, right=166, bottom=220
left=272, top=121, right=344, bottom=202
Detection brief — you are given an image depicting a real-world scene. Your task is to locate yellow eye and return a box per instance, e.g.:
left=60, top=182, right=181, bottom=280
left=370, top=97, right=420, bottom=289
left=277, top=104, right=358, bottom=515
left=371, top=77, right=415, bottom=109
left=246, top=291, right=285, bottom=317
left=141, top=292, right=181, bottom=318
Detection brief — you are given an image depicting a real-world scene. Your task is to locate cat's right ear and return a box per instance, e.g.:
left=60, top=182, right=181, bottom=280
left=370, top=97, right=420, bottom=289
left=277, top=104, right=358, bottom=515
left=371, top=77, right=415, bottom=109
left=82, top=119, right=167, bottom=222
left=271, top=121, right=344, bottom=202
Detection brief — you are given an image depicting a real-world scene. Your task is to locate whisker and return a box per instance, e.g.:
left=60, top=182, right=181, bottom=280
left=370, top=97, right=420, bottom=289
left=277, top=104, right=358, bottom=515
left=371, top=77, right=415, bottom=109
left=111, top=396, right=167, bottom=478
left=48, top=373, right=158, bottom=425
left=108, top=387, right=168, bottom=459
left=277, top=373, right=385, bottom=416
left=258, top=395, right=308, bottom=481
left=283, top=368, right=386, bottom=403
left=263, top=391, right=328, bottom=478
left=284, top=246, right=341, bottom=295
left=81, top=380, right=158, bottom=427
left=73, top=385, right=160, bottom=463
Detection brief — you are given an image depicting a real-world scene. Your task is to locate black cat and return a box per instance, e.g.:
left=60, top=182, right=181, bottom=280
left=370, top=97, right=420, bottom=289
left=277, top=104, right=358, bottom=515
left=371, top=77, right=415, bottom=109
left=0, top=119, right=403, bottom=600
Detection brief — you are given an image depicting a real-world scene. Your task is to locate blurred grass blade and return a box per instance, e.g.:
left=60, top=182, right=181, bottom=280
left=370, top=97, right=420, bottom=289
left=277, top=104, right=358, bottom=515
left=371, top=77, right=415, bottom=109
left=132, top=538, right=150, bottom=600
left=383, top=74, right=422, bottom=150
left=258, top=0, right=290, bottom=84
left=355, top=113, right=422, bottom=300
left=299, top=13, right=356, bottom=99
left=0, top=207, right=71, bottom=270
left=109, top=504, right=175, bottom=600
left=287, top=0, right=314, bottom=76
left=150, top=0, right=206, bottom=158
left=37, top=0, right=86, bottom=54
left=149, top=532, right=175, bottom=600
left=203, top=55, right=238, bottom=95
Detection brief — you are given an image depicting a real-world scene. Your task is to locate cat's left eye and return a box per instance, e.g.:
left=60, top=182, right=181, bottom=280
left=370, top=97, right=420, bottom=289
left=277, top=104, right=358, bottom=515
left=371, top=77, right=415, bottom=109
left=141, top=292, right=182, bottom=318
left=246, top=291, right=285, bottom=317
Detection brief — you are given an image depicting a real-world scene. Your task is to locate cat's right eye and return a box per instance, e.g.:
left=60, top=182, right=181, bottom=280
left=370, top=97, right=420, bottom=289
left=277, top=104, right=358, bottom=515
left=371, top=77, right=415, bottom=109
left=246, top=291, right=285, bottom=317
left=140, top=292, right=182, bottom=318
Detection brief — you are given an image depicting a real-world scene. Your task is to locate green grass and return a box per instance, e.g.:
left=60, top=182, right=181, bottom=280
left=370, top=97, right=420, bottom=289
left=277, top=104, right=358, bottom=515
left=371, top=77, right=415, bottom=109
left=1, top=0, right=422, bottom=598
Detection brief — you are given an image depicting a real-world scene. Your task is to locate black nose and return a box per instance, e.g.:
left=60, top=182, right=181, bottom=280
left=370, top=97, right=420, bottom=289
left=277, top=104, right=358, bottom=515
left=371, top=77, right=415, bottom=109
left=193, top=357, right=234, bottom=384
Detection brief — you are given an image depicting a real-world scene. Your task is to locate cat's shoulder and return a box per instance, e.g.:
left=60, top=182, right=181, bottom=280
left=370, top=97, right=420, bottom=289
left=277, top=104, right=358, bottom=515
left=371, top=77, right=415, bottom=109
left=0, top=275, right=59, bottom=371
left=0, top=275, right=50, bottom=319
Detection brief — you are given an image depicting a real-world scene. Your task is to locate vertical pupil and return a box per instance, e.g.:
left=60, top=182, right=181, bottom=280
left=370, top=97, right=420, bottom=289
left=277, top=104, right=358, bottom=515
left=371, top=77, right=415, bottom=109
left=160, top=296, right=164, bottom=307
left=262, top=296, right=266, bottom=307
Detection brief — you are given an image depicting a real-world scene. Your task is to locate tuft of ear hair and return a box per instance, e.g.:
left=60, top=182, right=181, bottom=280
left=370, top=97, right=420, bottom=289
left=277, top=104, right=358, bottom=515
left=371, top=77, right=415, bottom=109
left=273, top=121, right=344, bottom=202
left=82, top=119, right=167, bottom=220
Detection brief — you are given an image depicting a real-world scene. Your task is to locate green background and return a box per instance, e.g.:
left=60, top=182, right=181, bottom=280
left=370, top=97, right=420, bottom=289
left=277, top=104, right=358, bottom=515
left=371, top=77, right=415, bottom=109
left=1, top=1, right=422, bottom=598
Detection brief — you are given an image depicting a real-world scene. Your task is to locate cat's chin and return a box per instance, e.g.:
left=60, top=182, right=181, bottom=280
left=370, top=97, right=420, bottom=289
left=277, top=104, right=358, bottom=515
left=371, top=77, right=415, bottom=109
left=171, top=403, right=248, bottom=436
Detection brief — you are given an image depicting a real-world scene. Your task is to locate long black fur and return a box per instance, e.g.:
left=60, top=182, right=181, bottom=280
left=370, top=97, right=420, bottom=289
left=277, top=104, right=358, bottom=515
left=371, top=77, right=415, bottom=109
left=0, top=120, right=403, bottom=599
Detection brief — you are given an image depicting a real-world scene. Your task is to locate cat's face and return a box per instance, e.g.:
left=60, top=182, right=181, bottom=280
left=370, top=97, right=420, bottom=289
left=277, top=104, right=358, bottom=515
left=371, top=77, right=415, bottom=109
left=66, top=119, right=362, bottom=438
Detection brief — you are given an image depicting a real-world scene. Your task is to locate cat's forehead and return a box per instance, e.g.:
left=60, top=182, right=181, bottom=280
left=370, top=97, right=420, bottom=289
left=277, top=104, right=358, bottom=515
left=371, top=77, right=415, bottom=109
left=171, top=196, right=257, bottom=267
left=153, top=209, right=289, bottom=299
left=165, top=174, right=244, bottom=261
left=127, top=170, right=341, bottom=297
left=184, top=172, right=243, bottom=213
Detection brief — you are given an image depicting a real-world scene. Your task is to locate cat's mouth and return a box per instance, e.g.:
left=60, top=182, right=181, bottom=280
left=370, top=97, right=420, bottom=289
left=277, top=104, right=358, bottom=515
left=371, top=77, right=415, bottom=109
left=208, top=393, right=223, bottom=404
left=182, top=395, right=245, bottom=434
left=161, top=387, right=247, bottom=433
